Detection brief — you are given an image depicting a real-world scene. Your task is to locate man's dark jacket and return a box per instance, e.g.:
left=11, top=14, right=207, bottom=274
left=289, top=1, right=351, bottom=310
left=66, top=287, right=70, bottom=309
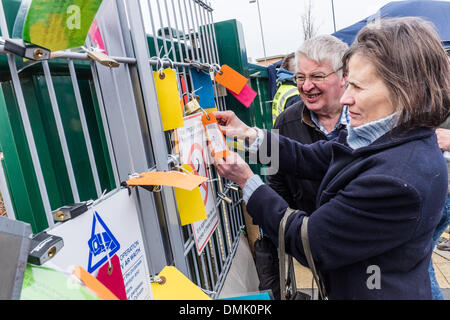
left=267, top=101, right=345, bottom=213
left=248, top=127, right=447, bottom=299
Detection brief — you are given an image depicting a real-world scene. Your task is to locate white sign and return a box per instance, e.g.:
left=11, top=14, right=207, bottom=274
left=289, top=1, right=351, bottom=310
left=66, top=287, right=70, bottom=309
left=43, top=189, right=152, bottom=300
left=177, top=112, right=219, bottom=255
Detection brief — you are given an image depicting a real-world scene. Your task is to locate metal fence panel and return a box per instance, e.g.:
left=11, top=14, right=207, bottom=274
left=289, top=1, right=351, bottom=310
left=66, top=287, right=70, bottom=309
left=0, top=0, right=247, bottom=299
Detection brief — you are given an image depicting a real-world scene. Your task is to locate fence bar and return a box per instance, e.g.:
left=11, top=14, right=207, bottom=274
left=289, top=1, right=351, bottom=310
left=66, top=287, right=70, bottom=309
left=183, top=0, right=200, bottom=60
left=191, top=245, right=202, bottom=286
left=67, top=59, right=102, bottom=198
left=125, top=0, right=189, bottom=276
left=155, top=0, right=170, bottom=55
left=89, top=61, right=121, bottom=188
left=42, top=61, right=80, bottom=203
left=108, top=67, right=137, bottom=175
left=204, top=243, right=215, bottom=288
left=0, top=1, right=54, bottom=227
left=200, top=252, right=210, bottom=290
left=0, top=153, right=15, bottom=219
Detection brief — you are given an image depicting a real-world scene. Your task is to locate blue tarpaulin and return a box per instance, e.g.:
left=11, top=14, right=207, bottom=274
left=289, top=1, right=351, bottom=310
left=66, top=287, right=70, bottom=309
left=332, top=0, right=450, bottom=50
left=267, top=1, right=450, bottom=101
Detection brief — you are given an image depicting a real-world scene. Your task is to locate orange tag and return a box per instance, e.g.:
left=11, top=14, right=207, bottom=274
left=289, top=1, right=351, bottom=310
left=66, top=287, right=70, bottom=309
left=73, top=266, right=119, bottom=300
left=214, top=65, right=248, bottom=95
left=126, top=171, right=208, bottom=191
left=201, top=113, right=230, bottom=159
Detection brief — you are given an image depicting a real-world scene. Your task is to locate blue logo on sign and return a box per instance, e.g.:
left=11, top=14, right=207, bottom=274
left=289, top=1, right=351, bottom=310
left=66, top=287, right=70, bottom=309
left=87, top=211, right=120, bottom=273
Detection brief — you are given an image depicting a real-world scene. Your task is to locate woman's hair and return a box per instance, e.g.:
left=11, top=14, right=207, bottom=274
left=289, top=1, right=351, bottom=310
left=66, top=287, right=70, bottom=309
left=296, top=35, right=348, bottom=77
left=280, top=53, right=296, bottom=73
left=342, top=17, right=450, bottom=130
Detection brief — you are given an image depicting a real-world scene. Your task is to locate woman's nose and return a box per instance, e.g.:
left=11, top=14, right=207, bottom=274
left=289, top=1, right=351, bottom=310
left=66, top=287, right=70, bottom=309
left=340, top=89, right=354, bottom=106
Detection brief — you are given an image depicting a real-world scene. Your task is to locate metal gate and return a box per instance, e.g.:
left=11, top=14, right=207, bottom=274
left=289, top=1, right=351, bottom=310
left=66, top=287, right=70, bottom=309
left=0, top=0, right=245, bottom=299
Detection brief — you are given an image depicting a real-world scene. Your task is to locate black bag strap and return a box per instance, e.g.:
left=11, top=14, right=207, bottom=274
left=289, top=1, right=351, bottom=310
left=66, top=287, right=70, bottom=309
left=278, top=207, right=296, bottom=300
left=301, top=215, right=328, bottom=300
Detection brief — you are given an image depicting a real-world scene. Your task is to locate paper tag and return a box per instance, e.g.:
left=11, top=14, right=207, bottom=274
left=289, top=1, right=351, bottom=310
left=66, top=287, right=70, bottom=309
left=230, top=83, right=257, bottom=108
left=151, top=266, right=211, bottom=300
left=175, top=186, right=207, bottom=226
left=191, top=67, right=216, bottom=110
left=96, top=255, right=127, bottom=300
left=73, top=266, right=119, bottom=300
left=174, top=164, right=207, bottom=226
left=126, top=171, right=208, bottom=191
left=153, top=68, right=184, bottom=131
left=201, top=113, right=230, bottom=159
left=214, top=65, right=248, bottom=95
left=88, top=19, right=106, bottom=53
left=20, top=0, right=103, bottom=52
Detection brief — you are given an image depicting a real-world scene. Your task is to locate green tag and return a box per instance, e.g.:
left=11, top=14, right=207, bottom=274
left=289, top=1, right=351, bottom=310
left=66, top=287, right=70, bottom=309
left=17, top=0, right=103, bottom=52
left=21, top=264, right=100, bottom=300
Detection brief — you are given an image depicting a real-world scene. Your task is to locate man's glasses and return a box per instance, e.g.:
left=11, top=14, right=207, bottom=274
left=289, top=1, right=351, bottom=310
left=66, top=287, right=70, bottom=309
left=292, top=67, right=342, bottom=85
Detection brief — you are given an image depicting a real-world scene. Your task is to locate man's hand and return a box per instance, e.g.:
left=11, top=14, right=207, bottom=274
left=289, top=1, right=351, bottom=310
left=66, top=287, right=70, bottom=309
left=212, top=151, right=254, bottom=189
left=213, top=110, right=258, bottom=144
left=436, top=128, right=450, bottom=151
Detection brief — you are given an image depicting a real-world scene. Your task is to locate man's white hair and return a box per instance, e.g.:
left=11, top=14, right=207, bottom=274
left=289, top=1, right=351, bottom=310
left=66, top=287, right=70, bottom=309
left=295, top=35, right=349, bottom=77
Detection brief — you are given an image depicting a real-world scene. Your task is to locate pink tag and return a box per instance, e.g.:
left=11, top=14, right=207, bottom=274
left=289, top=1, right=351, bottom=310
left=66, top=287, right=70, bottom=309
left=230, top=84, right=257, bottom=108
left=96, top=254, right=127, bottom=300
left=89, top=19, right=107, bottom=53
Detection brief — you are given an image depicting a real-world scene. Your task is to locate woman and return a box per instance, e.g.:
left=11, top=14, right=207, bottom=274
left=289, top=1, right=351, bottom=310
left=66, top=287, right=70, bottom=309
left=213, top=17, right=450, bottom=299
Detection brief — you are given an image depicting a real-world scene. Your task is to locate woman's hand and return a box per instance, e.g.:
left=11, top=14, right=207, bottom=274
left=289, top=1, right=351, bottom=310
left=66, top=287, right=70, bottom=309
left=436, top=128, right=450, bottom=151
left=213, top=151, right=254, bottom=189
left=213, top=110, right=258, bottom=144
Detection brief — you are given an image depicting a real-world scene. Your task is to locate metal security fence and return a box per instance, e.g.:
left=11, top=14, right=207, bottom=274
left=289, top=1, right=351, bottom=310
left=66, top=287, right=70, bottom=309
left=127, top=0, right=245, bottom=296
left=0, top=0, right=245, bottom=298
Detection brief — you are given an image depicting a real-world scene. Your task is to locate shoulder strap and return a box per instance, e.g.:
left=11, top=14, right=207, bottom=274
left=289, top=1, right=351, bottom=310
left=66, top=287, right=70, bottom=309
left=301, top=216, right=328, bottom=300
left=278, top=207, right=296, bottom=300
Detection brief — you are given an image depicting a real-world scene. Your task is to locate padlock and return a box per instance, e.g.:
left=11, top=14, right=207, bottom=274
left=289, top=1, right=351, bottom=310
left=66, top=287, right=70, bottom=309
left=214, top=83, right=228, bottom=97
left=218, top=192, right=233, bottom=205
left=52, top=202, right=88, bottom=222
left=28, top=232, right=64, bottom=265
left=4, top=39, right=50, bottom=61
left=184, top=99, right=202, bottom=115
left=87, top=51, right=120, bottom=68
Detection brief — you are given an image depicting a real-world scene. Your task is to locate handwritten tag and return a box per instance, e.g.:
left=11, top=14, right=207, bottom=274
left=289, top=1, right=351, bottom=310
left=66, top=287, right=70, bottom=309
left=214, top=65, right=248, bottom=95
left=202, top=113, right=230, bottom=159
left=230, top=83, right=257, bottom=108
left=153, top=68, right=184, bottom=131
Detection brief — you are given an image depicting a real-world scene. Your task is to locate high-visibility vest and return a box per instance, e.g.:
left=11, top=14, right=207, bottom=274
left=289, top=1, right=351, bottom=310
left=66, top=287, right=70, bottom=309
left=272, top=84, right=299, bottom=124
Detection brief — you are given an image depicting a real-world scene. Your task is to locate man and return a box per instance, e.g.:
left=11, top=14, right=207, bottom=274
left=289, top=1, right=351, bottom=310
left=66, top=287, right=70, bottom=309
left=267, top=35, right=349, bottom=212
left=271, top=53, right=301, bottom=125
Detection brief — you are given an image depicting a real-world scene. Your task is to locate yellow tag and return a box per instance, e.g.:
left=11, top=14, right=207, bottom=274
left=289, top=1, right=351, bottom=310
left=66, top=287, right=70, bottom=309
left=174, top=164, right=207, bottom=226
left=175, top=186, right=207, bottom=226
left=151, top=266, right=211, bottom=300
left=153, top=68, right=184, bottom=131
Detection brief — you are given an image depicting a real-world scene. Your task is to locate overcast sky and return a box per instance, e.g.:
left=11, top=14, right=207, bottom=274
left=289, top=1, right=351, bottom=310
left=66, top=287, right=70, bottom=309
left=210, top=0, right=448, bottom=60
